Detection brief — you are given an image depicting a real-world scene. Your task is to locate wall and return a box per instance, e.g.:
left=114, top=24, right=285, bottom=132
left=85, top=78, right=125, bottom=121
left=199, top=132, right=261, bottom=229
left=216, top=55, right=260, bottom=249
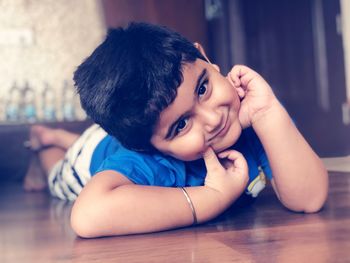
left=214, top=0, right=348, bottom=156
left=0, top=0, right=106, bottom=121
left=340, top=0, right=350, bottom=101
left=102, top=0, right=208, bottom=51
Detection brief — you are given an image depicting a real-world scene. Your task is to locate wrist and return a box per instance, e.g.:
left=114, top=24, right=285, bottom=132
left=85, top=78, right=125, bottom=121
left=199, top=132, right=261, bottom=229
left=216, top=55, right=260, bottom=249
left=204, top=177, right=247, bottom=202
left=204, top=176, right=248, bottom=207
left=251, top=99, right=284, bottom=128
left=186, top=185, right=240, bottom=223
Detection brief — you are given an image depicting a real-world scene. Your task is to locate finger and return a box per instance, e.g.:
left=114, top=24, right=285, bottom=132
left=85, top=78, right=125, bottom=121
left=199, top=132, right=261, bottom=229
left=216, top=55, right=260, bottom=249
left=227, top=67, right=241, bottom=87
left=226, top=74, right=236, bottom=87
left=232, top=64, right=256, bottom=77
left=218, top=149, right=242, bottom=160
left=218, top=150, right=248, bottom=171
left=202, top=147, right=223, bottom=173
left=233, top=65, right=261, bottom=88
left=236, top=87, right=245, bottom=99
left=230, top=65, right=247, bottom=85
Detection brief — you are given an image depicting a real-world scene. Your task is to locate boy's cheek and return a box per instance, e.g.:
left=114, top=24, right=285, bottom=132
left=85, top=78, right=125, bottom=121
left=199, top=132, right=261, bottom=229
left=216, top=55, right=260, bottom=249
left=170, top=151, right=203, bottom=162
left=170, top=141, right=206, bottom=161
left=178, top=148, right=206, bottom=161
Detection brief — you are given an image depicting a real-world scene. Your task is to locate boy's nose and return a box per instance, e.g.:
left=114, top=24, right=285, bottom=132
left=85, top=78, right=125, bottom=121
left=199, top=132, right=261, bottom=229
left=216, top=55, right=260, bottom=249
left=197, top=106, right=223, bottom=134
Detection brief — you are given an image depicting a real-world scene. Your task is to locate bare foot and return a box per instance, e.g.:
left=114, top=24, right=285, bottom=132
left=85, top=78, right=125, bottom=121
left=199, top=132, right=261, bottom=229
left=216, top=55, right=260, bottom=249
left=28, top=125, right=58, bottom=150
left=23, top=155, right=48, bottom=191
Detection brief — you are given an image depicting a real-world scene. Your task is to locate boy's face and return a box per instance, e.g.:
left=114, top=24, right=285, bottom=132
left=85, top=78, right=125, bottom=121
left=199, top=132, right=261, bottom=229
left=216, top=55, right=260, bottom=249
left=150, top=58, right=242, bottom=161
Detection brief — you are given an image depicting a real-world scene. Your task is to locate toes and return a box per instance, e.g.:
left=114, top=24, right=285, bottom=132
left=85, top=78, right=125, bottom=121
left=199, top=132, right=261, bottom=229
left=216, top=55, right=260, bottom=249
left=29, top=125, right=54, bottom=149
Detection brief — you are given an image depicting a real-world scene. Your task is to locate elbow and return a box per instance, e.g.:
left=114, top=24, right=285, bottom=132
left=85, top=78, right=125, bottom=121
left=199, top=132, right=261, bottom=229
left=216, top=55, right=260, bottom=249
left=302, top=194, right=327, bottom=213
left=70, top=215, right=90, bottom=239
left=283, top=194, right=327, bottom=213
left=70, top=195, right=126, bottom=238
left=302, top=169, right=329, bottom=213
left=293, top=174, right=329, bottom=213
left=282, top=171, right=329, bottom=213
left=302, top=186, right=328, bottom=213
left=70, top=201, right=99, bottom=238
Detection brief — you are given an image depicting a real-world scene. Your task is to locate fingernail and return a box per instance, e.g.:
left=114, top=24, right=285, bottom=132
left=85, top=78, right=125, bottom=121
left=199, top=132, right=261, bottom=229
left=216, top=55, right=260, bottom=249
left=218, top=152, right=225, bottom=158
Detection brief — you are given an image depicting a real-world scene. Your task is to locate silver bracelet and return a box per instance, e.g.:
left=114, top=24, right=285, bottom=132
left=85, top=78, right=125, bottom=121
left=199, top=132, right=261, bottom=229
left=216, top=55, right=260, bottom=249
left=181, top=187, right=198, bottom=225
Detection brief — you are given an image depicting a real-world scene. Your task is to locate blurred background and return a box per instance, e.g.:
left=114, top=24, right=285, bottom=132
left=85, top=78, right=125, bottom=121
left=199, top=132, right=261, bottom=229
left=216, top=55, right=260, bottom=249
left=0, top=0, right=349, bottom=181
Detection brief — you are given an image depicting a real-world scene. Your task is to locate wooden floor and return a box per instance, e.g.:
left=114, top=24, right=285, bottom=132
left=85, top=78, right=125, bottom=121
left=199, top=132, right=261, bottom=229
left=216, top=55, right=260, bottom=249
left=1, top=172, right=350, bottom=263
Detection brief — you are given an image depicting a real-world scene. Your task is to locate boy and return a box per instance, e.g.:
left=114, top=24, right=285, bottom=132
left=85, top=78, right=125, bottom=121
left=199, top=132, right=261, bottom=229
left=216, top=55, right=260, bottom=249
left=24, top=23, right=328, bottom=238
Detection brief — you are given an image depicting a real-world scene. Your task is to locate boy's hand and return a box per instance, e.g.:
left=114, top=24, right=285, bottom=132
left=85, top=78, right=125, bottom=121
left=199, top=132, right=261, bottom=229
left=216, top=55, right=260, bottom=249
left=226, top=65, right=279, bottom=128
left=203, top=147, right=248, bottom=203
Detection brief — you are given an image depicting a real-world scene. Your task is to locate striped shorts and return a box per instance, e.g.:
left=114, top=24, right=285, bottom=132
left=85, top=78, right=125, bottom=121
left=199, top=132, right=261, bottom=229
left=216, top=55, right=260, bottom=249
left=48, top=124, right=107, bottom=201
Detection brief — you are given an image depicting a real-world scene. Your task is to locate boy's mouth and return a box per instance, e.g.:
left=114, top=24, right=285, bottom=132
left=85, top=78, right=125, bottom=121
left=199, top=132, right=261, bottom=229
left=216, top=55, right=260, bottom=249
left=216, top=115, right=230, bottom=138
left=208, top=112, right=229, bottom=142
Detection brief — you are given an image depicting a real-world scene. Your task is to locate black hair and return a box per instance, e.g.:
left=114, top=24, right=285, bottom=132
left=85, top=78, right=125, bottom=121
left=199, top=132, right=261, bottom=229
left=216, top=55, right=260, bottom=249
left=74, top=22, right=206, bottom=151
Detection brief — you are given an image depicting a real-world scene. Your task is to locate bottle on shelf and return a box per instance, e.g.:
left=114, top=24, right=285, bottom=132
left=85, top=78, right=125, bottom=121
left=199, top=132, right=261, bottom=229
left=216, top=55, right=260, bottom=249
left=22, top=81, right=37, bottom=123
left=0, top=97, right=4, bottom=122
left=5, top=82, right=21, bottom=122
left=61, top=80, right=76, bottom=121
left=42, top=82, right=56, bottom=122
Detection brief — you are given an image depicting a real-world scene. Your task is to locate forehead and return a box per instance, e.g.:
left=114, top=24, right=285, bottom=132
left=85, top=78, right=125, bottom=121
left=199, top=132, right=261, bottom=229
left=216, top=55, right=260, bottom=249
left=154, top=59, right=205, bottom=136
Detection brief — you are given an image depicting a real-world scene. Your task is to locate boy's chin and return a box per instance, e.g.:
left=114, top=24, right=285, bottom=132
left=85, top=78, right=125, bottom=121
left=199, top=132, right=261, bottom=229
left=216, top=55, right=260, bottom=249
left=212, top=141, right=236, bottom=154
left=214, top=126, right=242, bottom=153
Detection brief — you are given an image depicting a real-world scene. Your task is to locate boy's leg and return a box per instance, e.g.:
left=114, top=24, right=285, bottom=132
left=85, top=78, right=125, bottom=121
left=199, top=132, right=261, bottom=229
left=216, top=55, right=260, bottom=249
left=23, top=147, right=65, bottom=191
left=23, top=154, right=47, bottom=191
left=29, top=125, right=80, bottom=150
left=37, top=147, right=66, bottom=176
left=23, top=125, right=80, bottom=191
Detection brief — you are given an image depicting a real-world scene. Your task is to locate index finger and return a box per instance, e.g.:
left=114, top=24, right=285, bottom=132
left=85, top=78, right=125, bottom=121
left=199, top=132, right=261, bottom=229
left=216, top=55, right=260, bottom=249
left=202, top=147, right=223, bottom=173
left=218, top=150, right=248, bottom=172
left=227, top=65, right=243, bottom=87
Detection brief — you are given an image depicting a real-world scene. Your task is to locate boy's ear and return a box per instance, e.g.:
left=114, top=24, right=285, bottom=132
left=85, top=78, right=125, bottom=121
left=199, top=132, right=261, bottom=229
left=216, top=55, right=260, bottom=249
left=194, top=42, right=220, bottom=72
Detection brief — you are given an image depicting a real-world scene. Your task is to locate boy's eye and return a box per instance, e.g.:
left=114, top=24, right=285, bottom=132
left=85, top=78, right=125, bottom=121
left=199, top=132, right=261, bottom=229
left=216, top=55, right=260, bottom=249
left=175, top=118, right=188, bottom=135
left=197, top=81, right=208, bottom=97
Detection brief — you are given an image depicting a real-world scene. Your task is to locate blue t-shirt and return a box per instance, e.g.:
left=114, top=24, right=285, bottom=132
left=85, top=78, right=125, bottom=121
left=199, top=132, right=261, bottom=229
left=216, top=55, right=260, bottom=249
left=90, top=128, right=272, bottom=190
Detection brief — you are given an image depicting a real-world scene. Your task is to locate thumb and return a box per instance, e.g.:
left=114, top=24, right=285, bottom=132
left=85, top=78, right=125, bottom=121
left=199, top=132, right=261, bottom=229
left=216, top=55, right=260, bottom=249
left=202, top=147, right=223, bottom=173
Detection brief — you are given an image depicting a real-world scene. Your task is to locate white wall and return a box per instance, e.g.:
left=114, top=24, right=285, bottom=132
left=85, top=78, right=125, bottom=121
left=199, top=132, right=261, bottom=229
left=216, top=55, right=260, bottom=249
left=0, top=0, right=105, bottom=120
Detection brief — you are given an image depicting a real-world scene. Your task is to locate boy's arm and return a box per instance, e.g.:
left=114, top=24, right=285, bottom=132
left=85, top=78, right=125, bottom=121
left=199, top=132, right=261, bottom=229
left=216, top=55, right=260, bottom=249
left=71, top=148, right=248, bottom=238
left=253, top=101, right=328, bottom=212
left=228, top=65, right=328, bottom=213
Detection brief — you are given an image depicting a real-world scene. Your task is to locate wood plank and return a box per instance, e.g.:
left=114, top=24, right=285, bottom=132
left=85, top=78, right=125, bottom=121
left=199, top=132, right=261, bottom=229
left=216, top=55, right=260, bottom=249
left=0, top=172, right=349, bottom=262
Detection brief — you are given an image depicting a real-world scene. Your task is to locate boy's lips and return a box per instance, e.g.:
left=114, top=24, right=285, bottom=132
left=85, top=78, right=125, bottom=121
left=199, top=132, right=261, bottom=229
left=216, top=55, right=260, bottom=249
left=216, top=116, right=230, bottom=138
left=208, top=113, right=230, bottom=141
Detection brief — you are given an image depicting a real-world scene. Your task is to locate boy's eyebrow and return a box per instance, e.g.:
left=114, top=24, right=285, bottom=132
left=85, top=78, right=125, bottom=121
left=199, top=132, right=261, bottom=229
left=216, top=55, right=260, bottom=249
left=164, top=68, right=207, bottom=140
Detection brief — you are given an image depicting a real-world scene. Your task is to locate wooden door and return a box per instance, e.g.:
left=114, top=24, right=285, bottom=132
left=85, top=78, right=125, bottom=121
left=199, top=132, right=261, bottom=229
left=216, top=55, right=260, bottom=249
left=101, top=0, right=209, bottom=50
left=208, top=0, right=349, bottom=156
